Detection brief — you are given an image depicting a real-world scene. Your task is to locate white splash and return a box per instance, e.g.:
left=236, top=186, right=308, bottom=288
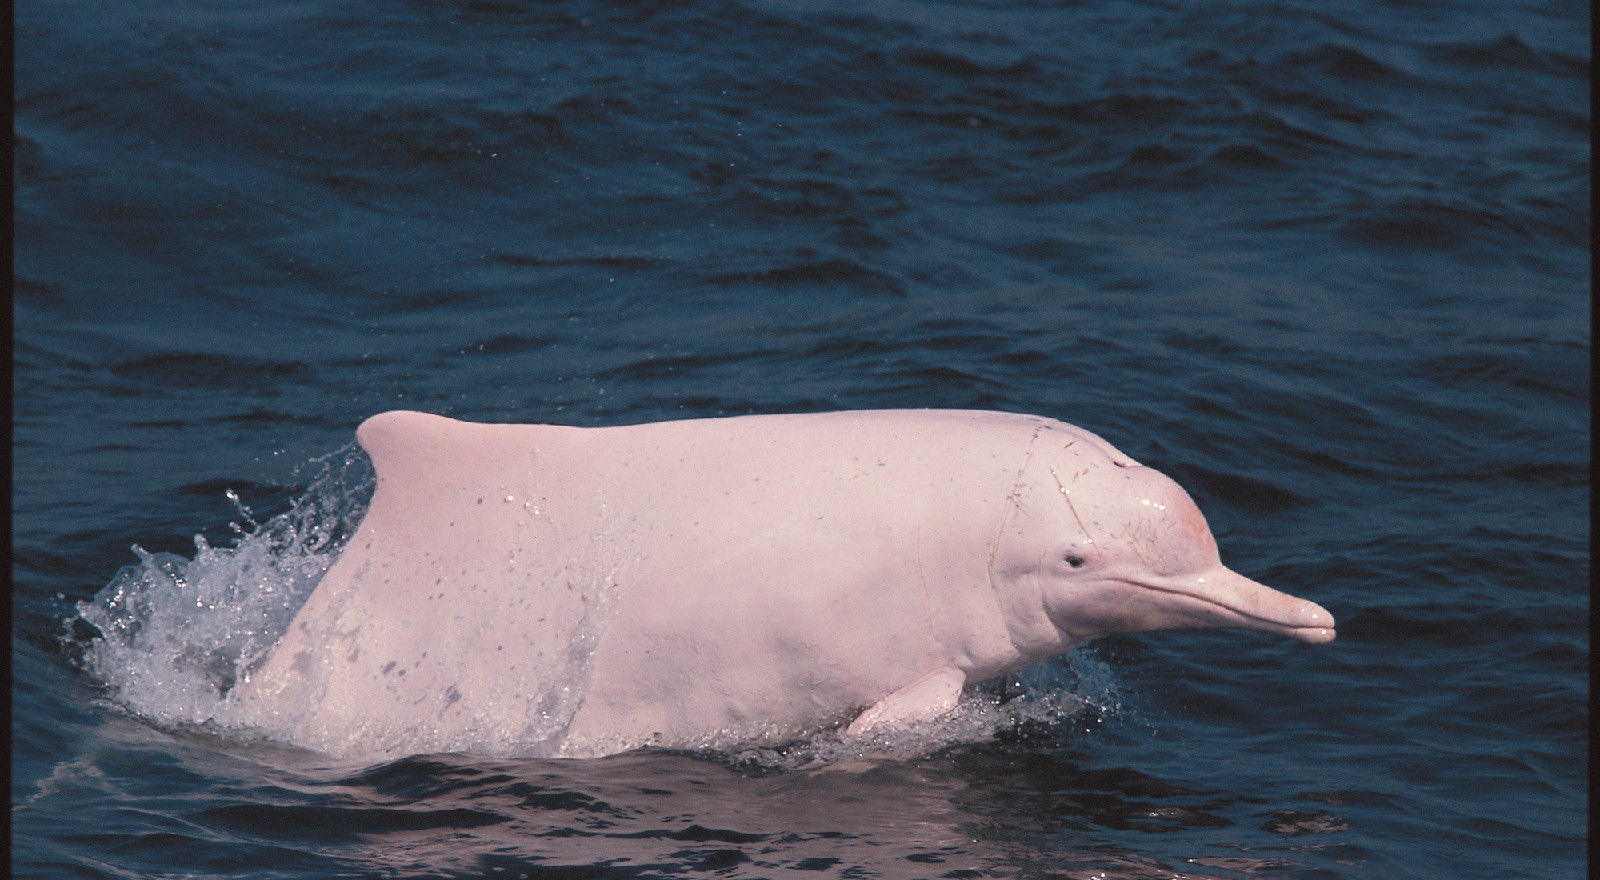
left=76, top=445, right=374, bottom=733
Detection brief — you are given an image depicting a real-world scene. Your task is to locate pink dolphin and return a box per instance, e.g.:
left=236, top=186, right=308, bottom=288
left=233, top=409, right=1334, bottom=759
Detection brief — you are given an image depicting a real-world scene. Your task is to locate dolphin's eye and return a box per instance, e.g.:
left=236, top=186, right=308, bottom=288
left=1065, top=555, right=1086, bottom=568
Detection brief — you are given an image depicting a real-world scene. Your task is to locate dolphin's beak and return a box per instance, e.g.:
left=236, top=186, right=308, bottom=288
left=1159, top=566, right=1337, bottom=645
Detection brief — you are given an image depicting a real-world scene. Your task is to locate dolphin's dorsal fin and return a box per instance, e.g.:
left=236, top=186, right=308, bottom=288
left=356, top=410, right=576, bottom=488
left=357, top=410, right=463, bottom=477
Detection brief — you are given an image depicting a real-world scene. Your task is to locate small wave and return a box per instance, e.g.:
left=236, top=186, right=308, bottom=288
left=1425, top=32, right=1588, bottom=79
left=1338, top=196, right=1526, bottom=252
left=594, top=351, right=772, bottom=383
left=109, top=351, right=314, bottom=389
left=444, top=332, right=557, bottom=357
left=705, top=256, right=907, bottom=297
left=1412, top=346, right=1589, bottom=402
left=1280, top=43, right=1408, bottom=84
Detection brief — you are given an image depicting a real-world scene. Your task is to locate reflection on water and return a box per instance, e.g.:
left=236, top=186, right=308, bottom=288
left=23, top=710, right=1359, bottom=879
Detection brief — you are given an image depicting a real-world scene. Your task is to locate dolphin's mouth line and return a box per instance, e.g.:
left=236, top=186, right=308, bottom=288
left=1130, top=579, right=1334, bottom=635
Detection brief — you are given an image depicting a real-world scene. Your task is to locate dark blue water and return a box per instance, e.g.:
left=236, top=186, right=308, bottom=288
left=13, top=0, right=1588, bottom=877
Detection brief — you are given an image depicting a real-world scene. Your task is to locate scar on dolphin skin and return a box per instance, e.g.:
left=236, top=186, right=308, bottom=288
left=1053, top=456, right=1162, bottom=569
left=1049, top=459, right=1096, bottom=548
left=911, top=522, right=940, bottom=647
left=988, top=425, right=1047, bottom=572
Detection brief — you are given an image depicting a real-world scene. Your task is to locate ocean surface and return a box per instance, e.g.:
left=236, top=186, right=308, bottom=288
left=12, top=0, right=1589, bottom=877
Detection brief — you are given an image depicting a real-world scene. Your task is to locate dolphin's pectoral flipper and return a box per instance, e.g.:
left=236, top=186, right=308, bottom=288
left=844, top=666, right=966, bottom=739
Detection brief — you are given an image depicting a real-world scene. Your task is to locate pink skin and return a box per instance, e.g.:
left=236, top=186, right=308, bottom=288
left=231, top=409, right=1334, bottom=760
